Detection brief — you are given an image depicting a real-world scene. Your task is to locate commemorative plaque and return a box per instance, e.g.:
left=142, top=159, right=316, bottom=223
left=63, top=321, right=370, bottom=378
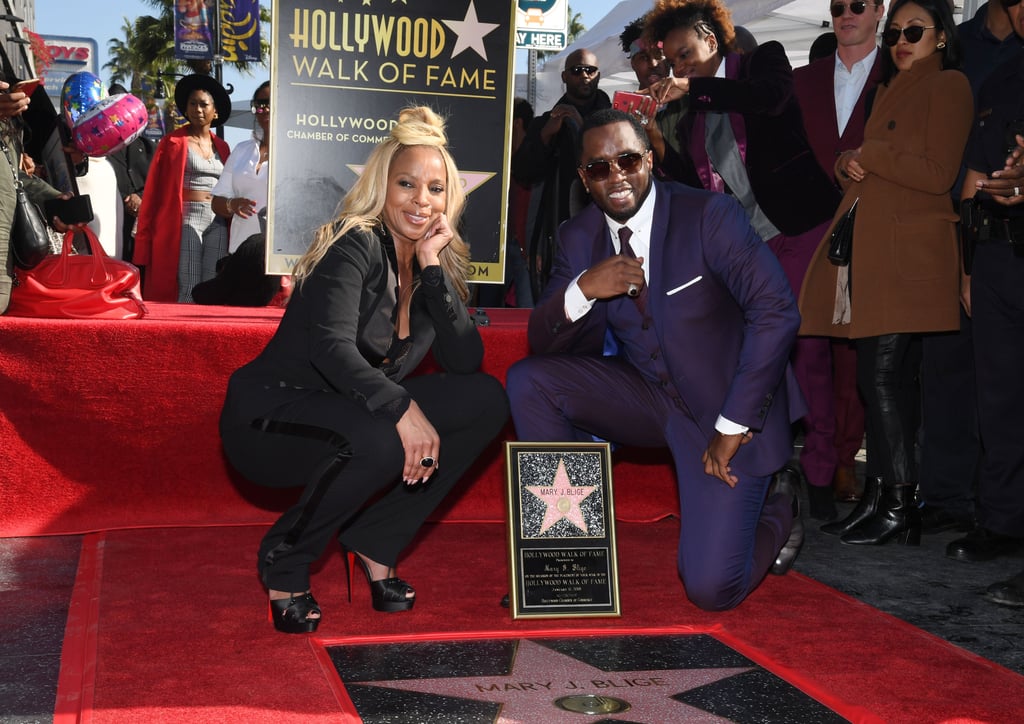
left=505, top=442, right=620, bottom=619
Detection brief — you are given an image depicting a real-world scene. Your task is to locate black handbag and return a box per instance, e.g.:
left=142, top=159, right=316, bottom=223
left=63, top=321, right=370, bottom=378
left=11, top=186, right=51, bottom=270
left=828, top=198, right=859, bottom=267
left=2, top=137, right=50, bottom=270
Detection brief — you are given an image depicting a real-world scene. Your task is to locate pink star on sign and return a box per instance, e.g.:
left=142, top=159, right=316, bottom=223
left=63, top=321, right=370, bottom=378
left=526, top=458, right=597, bottom=535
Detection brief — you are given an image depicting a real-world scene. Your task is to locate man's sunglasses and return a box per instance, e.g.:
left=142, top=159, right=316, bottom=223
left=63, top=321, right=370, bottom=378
left=581, top=152, right=644, bottom=181
left=882, top=25, right=936, bottom=46
left=569, top=65, right=599, bottom=76
left=250, top=99, right=270, bottom=114
left=1000, top=0, right=1022, bottom=9
left=829, top=1, right=873, bottom=17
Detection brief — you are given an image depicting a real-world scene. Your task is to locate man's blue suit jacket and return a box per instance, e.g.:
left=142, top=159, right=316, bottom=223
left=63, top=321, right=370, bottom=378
left=528, top=180, right=806, bottom=477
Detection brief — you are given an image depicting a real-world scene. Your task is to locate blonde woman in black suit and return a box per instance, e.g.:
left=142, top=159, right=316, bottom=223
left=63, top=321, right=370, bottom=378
left=219, top=106, right=509, bottom=633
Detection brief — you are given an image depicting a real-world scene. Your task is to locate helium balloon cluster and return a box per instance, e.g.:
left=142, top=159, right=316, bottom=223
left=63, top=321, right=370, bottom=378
left=60, top=72, right=148, bottom=157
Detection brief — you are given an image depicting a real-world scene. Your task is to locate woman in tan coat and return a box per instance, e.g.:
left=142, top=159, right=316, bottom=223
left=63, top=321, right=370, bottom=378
left=799, top=0, right=973, bottom=546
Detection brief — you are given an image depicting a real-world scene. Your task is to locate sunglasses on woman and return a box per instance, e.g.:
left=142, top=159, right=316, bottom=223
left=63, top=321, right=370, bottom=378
left=882, top=24, right=936, bottom=46
left=829, top=1, right=871, bottom=17
left=1000, top=0, right=1022, bottom=9
left=581, top=152, right=645, bottom=181
left=250, top=99, right=270, bottom=114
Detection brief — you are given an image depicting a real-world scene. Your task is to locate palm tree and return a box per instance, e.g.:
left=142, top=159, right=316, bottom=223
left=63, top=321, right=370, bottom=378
left=567, top=7, right=586, bottom=43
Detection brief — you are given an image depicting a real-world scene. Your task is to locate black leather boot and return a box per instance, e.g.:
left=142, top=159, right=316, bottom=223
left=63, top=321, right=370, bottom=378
left=820, top=475, right=881, bottom=536
left=840, top=482, right=921, bottom=546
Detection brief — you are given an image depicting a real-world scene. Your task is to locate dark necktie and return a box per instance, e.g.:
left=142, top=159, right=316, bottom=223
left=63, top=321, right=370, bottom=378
left=618, top=226, right=648, bottom=313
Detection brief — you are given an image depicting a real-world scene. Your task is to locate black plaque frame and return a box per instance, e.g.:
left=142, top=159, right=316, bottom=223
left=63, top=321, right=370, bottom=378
left=505, top=442, right=620, bottom=619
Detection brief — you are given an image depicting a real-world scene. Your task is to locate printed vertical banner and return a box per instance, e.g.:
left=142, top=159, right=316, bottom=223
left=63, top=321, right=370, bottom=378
left=221, top=0, right=261, bottom=63
left=267, top=0, right=516, bottom=281
left=175, top=0, right=215, bottom=60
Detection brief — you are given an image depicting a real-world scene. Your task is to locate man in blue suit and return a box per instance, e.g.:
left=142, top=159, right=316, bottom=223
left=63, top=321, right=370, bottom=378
left=506, top=109, right=804, bottom=612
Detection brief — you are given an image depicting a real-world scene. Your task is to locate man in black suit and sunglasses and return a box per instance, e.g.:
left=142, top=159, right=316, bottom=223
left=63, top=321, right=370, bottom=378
left=512, top=48, right=611, bottom=298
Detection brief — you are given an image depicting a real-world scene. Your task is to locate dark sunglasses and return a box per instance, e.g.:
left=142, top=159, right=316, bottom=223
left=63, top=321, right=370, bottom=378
left=569, top=65, right=599, bottom=76
left=829, top=1, right=870, bottom=17
left=882, top=24, right=936, bottom=46
left=1000, top=0, right=1022, bottom=9
left=250, top=99, right=270, bottom=114
left=581, top=152, right=645, bottom=181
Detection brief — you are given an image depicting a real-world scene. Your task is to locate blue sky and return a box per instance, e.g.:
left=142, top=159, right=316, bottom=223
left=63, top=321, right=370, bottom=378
left=32, top=0, right=622, bottom=142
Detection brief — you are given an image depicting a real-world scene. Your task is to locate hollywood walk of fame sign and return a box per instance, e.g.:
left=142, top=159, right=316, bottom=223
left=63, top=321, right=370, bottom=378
left=504, top=442, right=620, bottom=619
left=267, top=0, right=514, bottom=278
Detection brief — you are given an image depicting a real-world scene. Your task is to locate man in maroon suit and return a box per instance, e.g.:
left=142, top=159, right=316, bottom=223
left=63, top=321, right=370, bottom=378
left=507, top=110, right=805, bottom=611
left=793, top=0, right=885, bottom=512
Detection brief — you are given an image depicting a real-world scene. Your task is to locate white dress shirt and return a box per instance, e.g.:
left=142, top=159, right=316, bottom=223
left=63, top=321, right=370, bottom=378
left=834, top=47, right=878, bottom=136
left=210, top=133, right=269, bottom=253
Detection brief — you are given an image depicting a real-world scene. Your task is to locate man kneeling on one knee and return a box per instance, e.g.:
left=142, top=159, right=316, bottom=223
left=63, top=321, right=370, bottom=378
left=507, top=109, right=805, bottom=611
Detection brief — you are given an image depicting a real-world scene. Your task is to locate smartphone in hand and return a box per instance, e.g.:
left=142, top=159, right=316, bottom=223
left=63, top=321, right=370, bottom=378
left=44, top=195, right=94, bottom=225
left=12, top=78, right=43, bottom=96
left=613, top=91, right=658, bottom=126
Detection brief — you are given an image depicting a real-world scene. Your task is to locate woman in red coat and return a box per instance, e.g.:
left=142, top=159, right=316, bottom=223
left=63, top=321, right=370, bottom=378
left=134, top=74, right=230, bottom=302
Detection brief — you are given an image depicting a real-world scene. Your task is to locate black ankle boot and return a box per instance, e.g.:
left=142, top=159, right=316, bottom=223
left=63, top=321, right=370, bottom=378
left=840, top=482, right=921, bottom=546
left=821, top=475, right=881, bottom=536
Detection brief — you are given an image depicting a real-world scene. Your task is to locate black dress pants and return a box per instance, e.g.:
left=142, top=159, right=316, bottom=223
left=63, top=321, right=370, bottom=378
left=972, top=242, right=1024, bottom=536
left=856, top=333, right=921, bottom=484
left=221, top=372, right=509, bottom=592
left=919, top=307, right=979, bottom=517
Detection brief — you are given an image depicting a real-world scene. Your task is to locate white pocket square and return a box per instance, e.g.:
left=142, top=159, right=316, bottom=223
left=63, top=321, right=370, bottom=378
left=666, top=276, right=703, bottom=296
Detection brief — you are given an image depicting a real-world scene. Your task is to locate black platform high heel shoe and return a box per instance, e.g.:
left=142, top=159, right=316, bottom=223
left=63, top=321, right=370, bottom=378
left=268, top=593, right=321, bottom=634
left=344, top=550, right=416, bottom=613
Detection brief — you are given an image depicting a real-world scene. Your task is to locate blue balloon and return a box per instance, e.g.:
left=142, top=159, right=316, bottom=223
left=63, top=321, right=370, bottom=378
left=61, top=72, right=106, bottom=127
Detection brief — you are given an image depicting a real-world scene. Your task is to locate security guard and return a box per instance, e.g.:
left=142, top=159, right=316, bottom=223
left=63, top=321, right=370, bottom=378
left=949, top=2, right=1024, bottom=604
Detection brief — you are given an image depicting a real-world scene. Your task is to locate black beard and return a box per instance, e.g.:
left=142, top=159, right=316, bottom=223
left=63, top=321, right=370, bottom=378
left=603, top=178, right=652, bottom=223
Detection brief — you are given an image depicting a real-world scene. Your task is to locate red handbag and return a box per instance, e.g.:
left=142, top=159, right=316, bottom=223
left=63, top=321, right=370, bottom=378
left=7, top=227, right=147, bottom=319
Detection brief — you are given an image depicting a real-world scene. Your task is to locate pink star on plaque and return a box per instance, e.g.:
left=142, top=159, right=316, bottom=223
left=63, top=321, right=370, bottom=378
left=526, top=459, right=597, bottom=535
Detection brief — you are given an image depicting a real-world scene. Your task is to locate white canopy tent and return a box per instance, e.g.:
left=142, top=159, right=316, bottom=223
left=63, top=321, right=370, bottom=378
left=520, top=0, right=974, bottom=112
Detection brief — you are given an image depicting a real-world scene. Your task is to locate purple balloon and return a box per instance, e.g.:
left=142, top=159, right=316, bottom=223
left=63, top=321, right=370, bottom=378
left=61, top=72, right=106, bottom=127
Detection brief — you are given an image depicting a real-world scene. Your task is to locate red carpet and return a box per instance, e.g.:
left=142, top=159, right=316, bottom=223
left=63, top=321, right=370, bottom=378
left=8, top=305, right=1023, bottom=721
left=0, top=303, right=679, bottom=538
left=54, top=521, right=1024, bottom=723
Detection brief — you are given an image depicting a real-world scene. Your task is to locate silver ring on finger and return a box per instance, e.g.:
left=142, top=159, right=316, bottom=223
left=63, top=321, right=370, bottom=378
left=627, top=282, right=639, bottom=298
left=1015, top=186, right=1021, bottom=197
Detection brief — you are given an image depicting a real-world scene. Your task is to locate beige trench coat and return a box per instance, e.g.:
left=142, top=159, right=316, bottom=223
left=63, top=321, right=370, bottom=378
left=799, top=54, right=974, bottom=339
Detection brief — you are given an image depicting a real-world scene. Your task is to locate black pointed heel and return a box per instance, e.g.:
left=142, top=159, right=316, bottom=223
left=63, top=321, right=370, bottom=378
left=344, top=550, right=416, bottom=613
left=268, top=593, right=321, bottom=634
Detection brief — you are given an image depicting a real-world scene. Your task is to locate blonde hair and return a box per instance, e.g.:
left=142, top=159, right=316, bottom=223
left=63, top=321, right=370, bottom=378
left=292, top=106, right=471, bottom=300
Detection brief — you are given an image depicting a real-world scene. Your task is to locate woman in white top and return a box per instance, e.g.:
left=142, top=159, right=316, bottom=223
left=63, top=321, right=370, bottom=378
left=211, top=81, right=269, bottom=253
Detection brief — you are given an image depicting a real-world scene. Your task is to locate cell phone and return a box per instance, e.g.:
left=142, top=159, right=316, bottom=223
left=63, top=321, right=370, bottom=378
left=12, top=78, right=42, bottom=96
left=612, top=90, right=658, bottom=126
left=44, top=195, right=94, bottom=225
